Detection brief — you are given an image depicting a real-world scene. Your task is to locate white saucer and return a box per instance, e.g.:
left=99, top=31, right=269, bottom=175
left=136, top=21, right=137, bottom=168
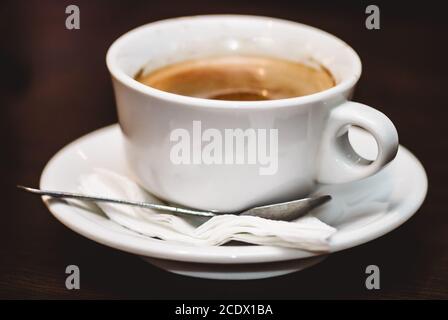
left=40, top=125, right=427, bottom=280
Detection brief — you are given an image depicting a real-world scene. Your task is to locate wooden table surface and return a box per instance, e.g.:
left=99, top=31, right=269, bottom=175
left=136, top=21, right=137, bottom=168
left=1, top=0, right=447, bottom=299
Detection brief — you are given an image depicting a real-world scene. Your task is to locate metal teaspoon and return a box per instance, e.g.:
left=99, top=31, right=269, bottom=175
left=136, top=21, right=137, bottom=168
left=18, top=185, right=331, bottom=221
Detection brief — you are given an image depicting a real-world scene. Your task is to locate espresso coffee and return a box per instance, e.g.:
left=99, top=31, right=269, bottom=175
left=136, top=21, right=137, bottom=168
left=135, top=55, right=335, bottom=101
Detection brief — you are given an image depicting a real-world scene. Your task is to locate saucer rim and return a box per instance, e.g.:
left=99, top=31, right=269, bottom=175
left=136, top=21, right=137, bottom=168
left=40, top=124, right=428, bottom=264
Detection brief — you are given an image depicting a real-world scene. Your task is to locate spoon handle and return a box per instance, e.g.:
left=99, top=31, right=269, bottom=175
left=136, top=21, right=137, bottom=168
left=17, top=185, right=216, bottom=217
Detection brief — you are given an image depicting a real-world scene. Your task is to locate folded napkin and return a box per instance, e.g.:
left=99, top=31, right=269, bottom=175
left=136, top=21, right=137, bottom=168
left=78, top=169, right=336, bottom=251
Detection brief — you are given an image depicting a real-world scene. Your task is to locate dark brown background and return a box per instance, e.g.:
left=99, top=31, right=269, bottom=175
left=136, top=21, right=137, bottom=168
left=1, top=0, right=447, bottom=299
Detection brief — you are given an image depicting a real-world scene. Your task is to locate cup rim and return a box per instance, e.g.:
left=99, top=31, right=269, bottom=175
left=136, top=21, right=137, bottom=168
left=106, top=14, right=362, bottom=109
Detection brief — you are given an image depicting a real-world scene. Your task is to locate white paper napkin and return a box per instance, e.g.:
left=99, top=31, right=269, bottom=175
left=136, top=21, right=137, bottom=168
left=78, top=169, right=336, bottom=251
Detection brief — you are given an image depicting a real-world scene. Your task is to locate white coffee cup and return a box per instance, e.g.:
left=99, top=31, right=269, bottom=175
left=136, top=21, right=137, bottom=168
left=106, top=15, right=398, bottom=212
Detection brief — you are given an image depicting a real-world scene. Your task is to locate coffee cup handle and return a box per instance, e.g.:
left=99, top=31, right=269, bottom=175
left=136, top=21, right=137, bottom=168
left=316, top=101, right=399, bottom=184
